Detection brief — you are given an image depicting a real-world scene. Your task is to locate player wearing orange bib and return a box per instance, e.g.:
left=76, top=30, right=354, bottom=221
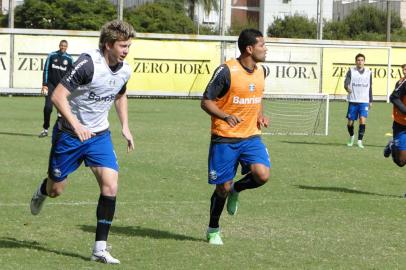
left=201, top=29, right=271, bottom=245
left=384, top=64, right=406, bottom=166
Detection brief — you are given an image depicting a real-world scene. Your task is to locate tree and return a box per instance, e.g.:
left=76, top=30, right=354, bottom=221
left=14, top=0, right=116, bottom=30
left=323, top=21, right=349, bottom=40
left=343, top=5, right=402, bottom=38
left=186, top=0, right=218, bottom=19
left=0, top=13, right=7, bottom=27
left=125, top=1, right=195, bottom=34
left=268, top=14, right=317, bottom=39
left=267, top=5, right=404, bottom=41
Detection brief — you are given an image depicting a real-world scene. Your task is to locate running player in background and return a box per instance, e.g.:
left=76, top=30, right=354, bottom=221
left=384, top=64, right=406, bottom=166
left=30, top=20, right=135, bottom=264
left=39, top=39, right=73, bottom=138
left=201, top=29, right=271, bottom=245
left=344, top=53, right=373, bottom=149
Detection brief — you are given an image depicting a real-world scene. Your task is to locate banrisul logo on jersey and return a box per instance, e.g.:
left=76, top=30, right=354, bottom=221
left=88, top=91, right=116, bottom=102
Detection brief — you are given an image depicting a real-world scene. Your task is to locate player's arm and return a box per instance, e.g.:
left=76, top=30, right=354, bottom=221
left=390, top=80, right=406, bottom=114
left=54, top=53, right=95, bottom=142
left=51, top=85, right=94, bottom=142
left=344, top=69, right=351, bottom=93
left=258, top=65, right=270, bottom=128
left=66, top=54, right=74, bottom=71
left=41, top=53, right=52, bottom=95
left=257, top=103, right=269, bottom=129
left=200, top=65, right=242, bottom=127
left=369, top=72, right=373, bottom=108
left=114, top=84, right=134, bottom=153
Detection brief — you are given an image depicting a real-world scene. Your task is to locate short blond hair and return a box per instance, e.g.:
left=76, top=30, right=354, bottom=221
left=99, top=20, right=135, bottom=52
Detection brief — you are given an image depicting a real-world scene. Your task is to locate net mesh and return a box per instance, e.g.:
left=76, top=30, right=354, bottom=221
left=262, top=93, right=329, bottom=135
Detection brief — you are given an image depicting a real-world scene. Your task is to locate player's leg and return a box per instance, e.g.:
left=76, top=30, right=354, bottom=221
left=39, top=84, right=55, bottom=137
left=357, top=103, right=369, bottom=149
left=385, top=122, right=396, bottom=158
left=346, top=103, right=357, bottom=146
left=84, top=131, right=120, bottom=264
left=207, top=181, right=233, bottom=245
left=90, top=166, right=120, bottom=264
left=30, top=177, right=67, bottom=215
left=206, top=142, right=239, bottom=245
left=30, top=126, right=81, bottom=215
left=390, top=128, right=406, bottom=167
left=228, top=137, right=271, bottom=215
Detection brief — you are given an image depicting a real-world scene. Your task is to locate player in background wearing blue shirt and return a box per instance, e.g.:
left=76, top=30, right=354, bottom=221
left=30, top=20, right=135, bottom=264
left=39, top=40, right=73, bottom=138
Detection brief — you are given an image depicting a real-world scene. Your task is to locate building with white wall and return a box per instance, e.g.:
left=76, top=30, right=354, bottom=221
left=193, top=0, right=333, bottom=36
left=333, top=0, right=406, bottom=26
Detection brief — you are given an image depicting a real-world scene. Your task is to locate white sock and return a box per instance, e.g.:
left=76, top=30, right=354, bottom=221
left=93, top=241, right=107, bottom=252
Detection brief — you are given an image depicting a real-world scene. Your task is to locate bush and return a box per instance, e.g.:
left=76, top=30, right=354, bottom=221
left=268, top=14, right=316, bottom=39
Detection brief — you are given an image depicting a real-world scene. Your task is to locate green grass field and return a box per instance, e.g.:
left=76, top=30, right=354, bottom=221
left=1, top=96, right=406, bottom=270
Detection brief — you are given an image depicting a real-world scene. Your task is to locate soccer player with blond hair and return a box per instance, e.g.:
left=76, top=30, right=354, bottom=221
left=30, top=20, right=135, bottom=264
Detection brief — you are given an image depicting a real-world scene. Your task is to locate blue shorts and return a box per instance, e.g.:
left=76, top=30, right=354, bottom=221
left=207, top=136, right=271, bottom=185
left=393, top=122, right=406, bottom=151
left=346, top=102, right=369, bottom=120
left=48, top=127, right=118, bottom=182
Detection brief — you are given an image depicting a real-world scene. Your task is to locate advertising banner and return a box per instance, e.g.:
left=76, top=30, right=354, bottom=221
left=264, top=44, right=321, bottom=94
left=126, top=39, right=221, bottom=95
left=0, top=35, right=10, bottom=88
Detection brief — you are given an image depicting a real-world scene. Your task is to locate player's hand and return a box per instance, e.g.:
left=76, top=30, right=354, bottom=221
left=122, top=127, right=134, bottom=153
left=41, top=86, right=48, bottom=96
left=73, top=124, right=95, bottom=142
left=346, top=85, right=352, bottom=94
left=257, top=115, right=269, bottom=129
left=223, top=114, right=242, bottom=127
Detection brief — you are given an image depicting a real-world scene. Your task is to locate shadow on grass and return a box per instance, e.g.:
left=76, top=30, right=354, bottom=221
left=0, top=237, right=89, bottom=261
left=280, top=140, right=384, bottom=148
left=295, top=185, right=402, bottom=198
left=79, top=225, right=204, bottom=242
left=0, top=131, right=38, bottom=137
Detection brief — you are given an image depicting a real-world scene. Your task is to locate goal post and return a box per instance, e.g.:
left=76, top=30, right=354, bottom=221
left=262, top=93, right=329, bottom=136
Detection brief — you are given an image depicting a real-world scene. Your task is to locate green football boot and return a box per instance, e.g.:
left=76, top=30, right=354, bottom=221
left=227, top=191, right=239, bottom=216
left=206, top=229, right=223, bottom=245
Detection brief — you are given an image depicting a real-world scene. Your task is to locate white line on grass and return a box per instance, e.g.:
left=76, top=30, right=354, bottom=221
left=0, top=196, right=403, bottom=207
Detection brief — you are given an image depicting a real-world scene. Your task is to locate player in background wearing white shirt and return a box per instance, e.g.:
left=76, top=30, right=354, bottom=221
left=30, top=20, right=135, bottom=264
left=344, top=53, right=373, bottom=149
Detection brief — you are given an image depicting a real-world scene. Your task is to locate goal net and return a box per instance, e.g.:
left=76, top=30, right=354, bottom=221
left=262, top=93, right=329, bottom=136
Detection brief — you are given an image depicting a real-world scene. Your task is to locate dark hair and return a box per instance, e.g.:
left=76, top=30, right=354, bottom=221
left=355, top=53, right=365, bottom=61
left=59, top=40, right=68, bottom=45
left=402, top=64, right=406, bottom=69
left=238, top=29, right=263, bottom=54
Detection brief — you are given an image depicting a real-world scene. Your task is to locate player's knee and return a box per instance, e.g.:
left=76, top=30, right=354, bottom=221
left=101, top=184, right=118, bottom=196
left=215, top=184, right=230, bottom=198
left=394, top=159, right=406, bottom=167
left=252, top=168, right=270, bottom=185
